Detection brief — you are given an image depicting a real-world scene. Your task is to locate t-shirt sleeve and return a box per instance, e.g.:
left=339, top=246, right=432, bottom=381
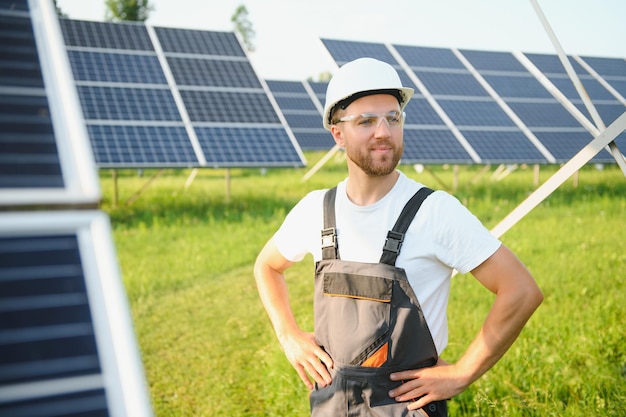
left=272, top=190, right=325, bottom=262
left=429, top=191, right=501, bottom=274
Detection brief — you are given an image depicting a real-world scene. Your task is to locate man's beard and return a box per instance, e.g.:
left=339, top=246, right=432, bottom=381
left=345, top=140, right=403, bottom=176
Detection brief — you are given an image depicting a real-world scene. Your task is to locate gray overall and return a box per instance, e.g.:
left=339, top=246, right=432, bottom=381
left=310, top=187, right=447, bottom=417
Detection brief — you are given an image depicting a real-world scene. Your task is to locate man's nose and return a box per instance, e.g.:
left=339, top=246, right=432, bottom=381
left=374, top=117, right=392, bottom=137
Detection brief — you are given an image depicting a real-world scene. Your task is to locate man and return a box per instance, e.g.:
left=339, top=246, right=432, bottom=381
left=254, top=57, right=543, bottom=416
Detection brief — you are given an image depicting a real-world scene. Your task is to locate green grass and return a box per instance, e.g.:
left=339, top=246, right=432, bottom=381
left=100, top=154, right=626, bottom=416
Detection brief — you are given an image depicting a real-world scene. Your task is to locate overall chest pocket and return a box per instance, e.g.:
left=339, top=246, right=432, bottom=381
left=319, top=271, right=393, bottom=365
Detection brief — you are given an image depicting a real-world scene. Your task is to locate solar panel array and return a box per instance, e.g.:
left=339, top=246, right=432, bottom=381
left=0, top=1, right=101, bottom=205
left=266, top=80, right=333, bottom=150
left=59, top=18, right=305, bottom=168
left=317, top=38, right=626, bottom=164
left=1, top=2, right=153, bottom=416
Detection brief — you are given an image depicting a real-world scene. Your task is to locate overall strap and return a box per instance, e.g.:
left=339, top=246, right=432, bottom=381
left=321, top=187, right=339, bottom=260
left=380, top=187, right=434, bottom=266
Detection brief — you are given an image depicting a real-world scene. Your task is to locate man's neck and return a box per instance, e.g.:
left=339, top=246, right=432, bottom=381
left=345, top=169, right=400, bottom=206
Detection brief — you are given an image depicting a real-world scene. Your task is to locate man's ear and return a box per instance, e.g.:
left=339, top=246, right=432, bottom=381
left=330, top=125, right=345, bottom=148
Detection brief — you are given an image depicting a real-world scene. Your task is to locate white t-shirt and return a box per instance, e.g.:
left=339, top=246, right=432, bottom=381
left=273, top=171, right=501, bottom=354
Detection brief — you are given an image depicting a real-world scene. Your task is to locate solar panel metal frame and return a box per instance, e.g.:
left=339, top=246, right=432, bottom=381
left=0, top=0, right=100, bottom=206
left=0, top=210, right=154, bottom=417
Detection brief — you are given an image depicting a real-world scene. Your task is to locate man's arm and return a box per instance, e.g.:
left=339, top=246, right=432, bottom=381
left=254, top=237, right=333, bottom=389
left=389, top=244, right=543, bottom=410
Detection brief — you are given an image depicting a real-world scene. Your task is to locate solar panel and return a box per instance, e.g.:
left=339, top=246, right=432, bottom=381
left=460, top=48, right=618, bottom=163
left=462, top=130, right=547, bottom=163
left=395, top=42, right=556, bottom=163
left=580, top=56, right=626, bottom=78
left=67, top=50, right=167, bottom=84
left=438, top=99, right=516, bottom=127
left=60, top=19, right=305, bottom=168
left=0, top=211, right=153, bottom=417
left=394, top=45, right=465, bottom=70
left=154, top=26, right=245, bottom=56
left=266, top=80, right=333, bottom=150
left=88, top=125, right=196, bottom=166
left=403, top=129, right=473, bottom=164
left=524, top=52, right=626, bottom=121
left=320, top=39, right=625, bottom=164
left=1, top=3, right=154, bottom=416
left=321, top=39, right=397, bottom=66
left=61, top=18, right=153, bottom=50
left=0, top=0, right=99, bottom=205
left=415, top=71, right=489, bottom=97
left=548, top=75, right=615, bottom=101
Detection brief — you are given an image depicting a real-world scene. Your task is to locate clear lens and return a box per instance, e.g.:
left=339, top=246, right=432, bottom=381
left=336, top=111, right=405, bottom=128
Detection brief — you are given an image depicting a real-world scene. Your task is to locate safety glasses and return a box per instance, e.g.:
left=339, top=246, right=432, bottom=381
left=334, top=110, right=405, bottom=129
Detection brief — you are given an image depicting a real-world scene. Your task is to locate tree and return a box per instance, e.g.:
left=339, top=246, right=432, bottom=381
left=53, top=0, right=67, bottom=17
left=105, top=0, right=153, bottom=22
left=231, top=5, right=255, bottom=52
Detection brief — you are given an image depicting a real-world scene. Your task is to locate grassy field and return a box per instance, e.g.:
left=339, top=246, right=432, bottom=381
left=100, top=153, right=626, bottom=416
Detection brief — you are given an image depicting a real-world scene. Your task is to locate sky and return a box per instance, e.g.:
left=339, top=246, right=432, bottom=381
left=55, top=0, right=626, bottom=81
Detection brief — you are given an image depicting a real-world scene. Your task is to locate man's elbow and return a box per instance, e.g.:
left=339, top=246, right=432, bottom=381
left=523, top=278, right=544, bottom=314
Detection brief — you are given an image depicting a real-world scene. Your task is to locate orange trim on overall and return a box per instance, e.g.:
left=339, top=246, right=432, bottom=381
left=360, top=342, right=388, bottom=367
left=322, top=292, right=392, bottom=303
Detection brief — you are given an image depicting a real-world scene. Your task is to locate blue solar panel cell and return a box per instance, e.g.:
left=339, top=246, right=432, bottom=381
left=402, top=129, right=474, bottom=163
left=0, top=93, right=63, bottom=188
left=273, top=95, right=318, bottom=112
left=267, top=80, right=308, bottom=94
left=155, top=27, right=246, bottom=57
left=580, top=56, right=626, bottom=78
left=460, top=49, right=527, bottom=72
left=322, top=38, right=397, bottom=66
left=506, top=101, right=581, bottom=128
left=67, top=51, right=167, bottom=84
left=438, top=99, right=516, bottom=127
left=167, top=57, right=261, bottom=88
left=291, top=132, right=334, bottom=150
left=0, top=389, right=109, bottom=416
left=77, top=86, right=181, bottom=121
left=195, top=127, right=303, bottom=166
left=549, top=76, right=616, bottom=101
left=415, top=71, right=488, bottom=97
left=394, top=45, right=464, bottom=70
left=533, top=130, right=613, bottom=163
left=461, top=130, right=546, bottom=163
left=0, top=234, right=100, bottom=385
left=482, top=74, right=553, bottom=99
left=591, top=103, right=626, bottom=126
left=404, top=98, right=445, bottom=126
left=604, top=79, right=626, bottom=97
left=87, top=125, right=197, bottom=166
left=283, top=113, right=321, bottom=129
left=60, top=18, right=153, bottom=51
left=0, top=14, right=44, bottom=88
left=523, top=53, right=587, bottom=75
left=1, top=12, right=61, bottom=189
left=181, top=90, right=281, bottom=124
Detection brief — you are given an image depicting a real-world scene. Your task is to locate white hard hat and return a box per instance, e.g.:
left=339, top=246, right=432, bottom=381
left=323, top=57, right=414, bottom=130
